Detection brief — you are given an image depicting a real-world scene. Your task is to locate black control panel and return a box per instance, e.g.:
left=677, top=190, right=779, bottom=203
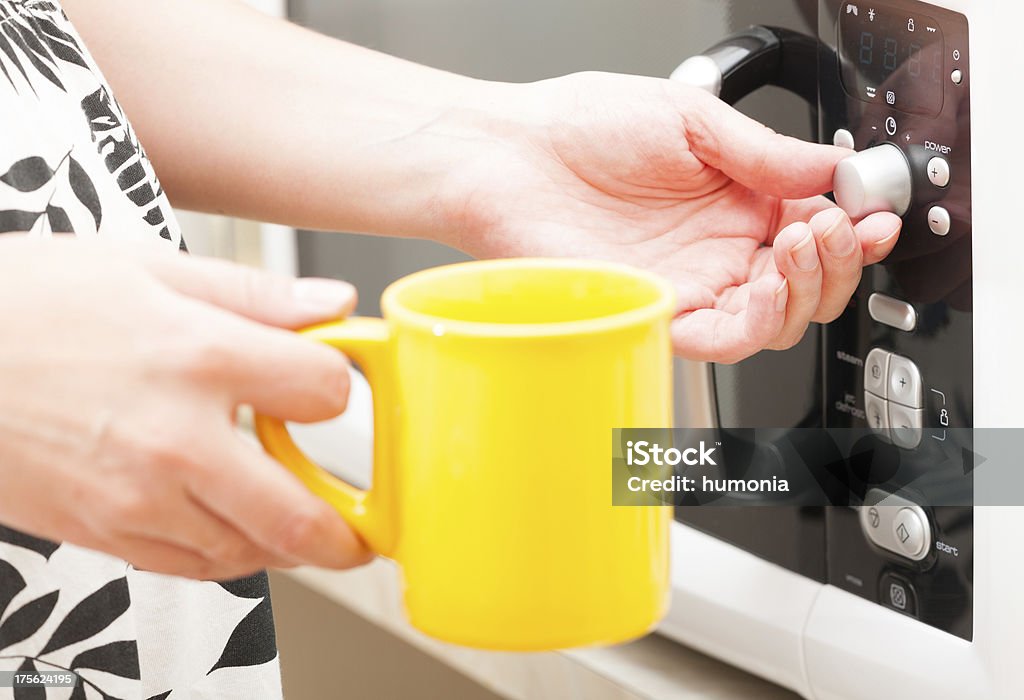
left=819, top=0, right=973, bottom=640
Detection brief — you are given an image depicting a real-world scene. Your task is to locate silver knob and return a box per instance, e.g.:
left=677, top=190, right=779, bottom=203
left=833, top=143, right=913, bottom=218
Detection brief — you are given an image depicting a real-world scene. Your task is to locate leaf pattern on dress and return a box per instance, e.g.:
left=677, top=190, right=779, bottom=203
left=1, top=20, right=61, bottom=89
left=44, top=203, right=72, bottom=232
left=0, top=560, right=27, bottom=621
left=0, top=28, right=34, bottom=92
left=0, top=2, right=254, bottom=697
left=67, top=155, right=101, bottom=228
left=13, top=658, right=45, bottom=700
left=0, top=591, right=58, bottom=652
left=0, top=208, right=43, bottom=233
left=40, top=577, right=129, bottom=654
left=71, top=640, right=140, bottom=679
left=0, top=527, right=59, bottom=561
left=0, top=152, right=103, bottom=233
left=0, top=0, right=85, bottom=94
left=0, top=156, right=53, bottom=191
left=0, top=0, right=176, bottom=242
left=80, top=85, right=171, bottom=240
left=208, top=594, right=277, bottom=674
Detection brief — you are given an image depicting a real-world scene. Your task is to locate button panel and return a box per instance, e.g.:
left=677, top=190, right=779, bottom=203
left=863, top=349, right=925, bottom=446
left=859, top=489, right=932, bottom=562
left=821, top=0, right=973, bottom=642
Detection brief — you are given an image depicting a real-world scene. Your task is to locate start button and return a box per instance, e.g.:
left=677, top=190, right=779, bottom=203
left=893, top=507, right=928, bottom=559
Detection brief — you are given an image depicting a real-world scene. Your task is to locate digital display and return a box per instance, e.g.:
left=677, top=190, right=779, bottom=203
left=839, top=2, right=944, bottom=116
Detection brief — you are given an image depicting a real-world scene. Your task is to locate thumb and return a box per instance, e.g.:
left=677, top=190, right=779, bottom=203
left=679, top=86, right=848, bottom=199
left=140, top=250, right=357, bottom=329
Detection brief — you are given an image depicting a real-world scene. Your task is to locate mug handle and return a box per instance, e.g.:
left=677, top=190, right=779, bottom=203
left=253, top=318, right=398, bottom=557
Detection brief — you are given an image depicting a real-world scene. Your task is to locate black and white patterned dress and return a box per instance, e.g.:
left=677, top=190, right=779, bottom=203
left=0, top=2, right=281, bottom=698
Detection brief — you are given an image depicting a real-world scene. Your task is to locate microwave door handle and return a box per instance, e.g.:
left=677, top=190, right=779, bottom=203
left=670, top=25, right=820, bottom=108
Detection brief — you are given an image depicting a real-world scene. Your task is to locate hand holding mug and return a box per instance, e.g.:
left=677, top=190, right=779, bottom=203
left=257, top=258, right=675, bottom=650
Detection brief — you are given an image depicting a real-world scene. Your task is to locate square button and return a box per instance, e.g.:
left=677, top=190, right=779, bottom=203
left=880, top=573, right=918, bottom=617
left=865, top=348, right=890, bottom=398
left=888, top=354, right=923, bottom=408
left=889, top=402, right=924, bottom=449
left=864, top=391, right=890, bottom=440
left=890, top=582, right=908, bottom=609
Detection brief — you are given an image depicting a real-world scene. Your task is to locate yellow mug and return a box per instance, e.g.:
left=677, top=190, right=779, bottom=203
left=255, top=258, right=674, bottom=650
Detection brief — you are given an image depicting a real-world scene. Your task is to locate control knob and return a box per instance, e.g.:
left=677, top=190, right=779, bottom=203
left=833, top=143, right=913, bottom=218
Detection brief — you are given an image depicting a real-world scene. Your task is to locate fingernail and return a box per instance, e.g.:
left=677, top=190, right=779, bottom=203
left=872, top=228, right=901, bottom=251
left=790, top=230, right=818, bottom=271
left=293, top=278, right=356, bottom=314
left=822, top=212, right=855, bottom=256
left=775, top=277, right=789, bottom=311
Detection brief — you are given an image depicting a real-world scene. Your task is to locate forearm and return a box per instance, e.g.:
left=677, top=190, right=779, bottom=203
left=62, top=0, right=516, bottom=244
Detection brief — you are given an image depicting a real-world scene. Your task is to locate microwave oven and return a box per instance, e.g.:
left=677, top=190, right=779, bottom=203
left=659, top=2, right=1024, bottom=699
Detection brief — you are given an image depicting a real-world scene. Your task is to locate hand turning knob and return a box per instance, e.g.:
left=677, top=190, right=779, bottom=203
left=833, top=144, right=913, bottom=218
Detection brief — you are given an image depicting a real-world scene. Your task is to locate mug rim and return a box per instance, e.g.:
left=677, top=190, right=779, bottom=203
left=380, top=258, right=676, bottom=339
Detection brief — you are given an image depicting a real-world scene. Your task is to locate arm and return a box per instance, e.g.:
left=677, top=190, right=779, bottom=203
left=63, top=0, right=902, bottom=362
left=63, top=0, right=494, bottom=242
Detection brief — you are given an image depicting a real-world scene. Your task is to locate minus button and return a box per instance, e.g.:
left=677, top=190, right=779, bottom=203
left=928, top=205, right=951, bottom=236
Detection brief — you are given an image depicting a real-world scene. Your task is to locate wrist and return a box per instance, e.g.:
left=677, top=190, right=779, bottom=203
left=407, top=78, right=546, bottom=252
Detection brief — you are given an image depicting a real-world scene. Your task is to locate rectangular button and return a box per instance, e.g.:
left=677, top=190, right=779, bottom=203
left=888, top=354, right=923, bottom=408
left=864, top=348, right=890, bottom=398
left=868, top=293, right=917, bottom=332
left=889, top=402, right=924, bottom=449
left=864, top=391, right=890, bottom=438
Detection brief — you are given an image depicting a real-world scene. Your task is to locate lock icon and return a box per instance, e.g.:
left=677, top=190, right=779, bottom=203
left=940, top=408, right=949, bottom=426
left=908, top=18, right=915, bottom=31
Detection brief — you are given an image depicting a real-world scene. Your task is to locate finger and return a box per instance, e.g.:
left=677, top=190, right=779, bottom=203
left=777, top=198, right=902, bottom=262
left=181, top=302, right=352, bottom=422
left=768, top=222, right=823, bottom=350
left=680, top=88, right=848, bottom=199
left=773, top=196, right=833, bottom=239
left=810, top=209, right=864, bottom=323
left=140, top=249, right=357, bottom=330
left=855, top=212, right=902, bottom=265
left=116, top=485, right=298, bottom=572
left=186, top=429, right=373, bottom=570
left=671, top=273, right=788, bottom=363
